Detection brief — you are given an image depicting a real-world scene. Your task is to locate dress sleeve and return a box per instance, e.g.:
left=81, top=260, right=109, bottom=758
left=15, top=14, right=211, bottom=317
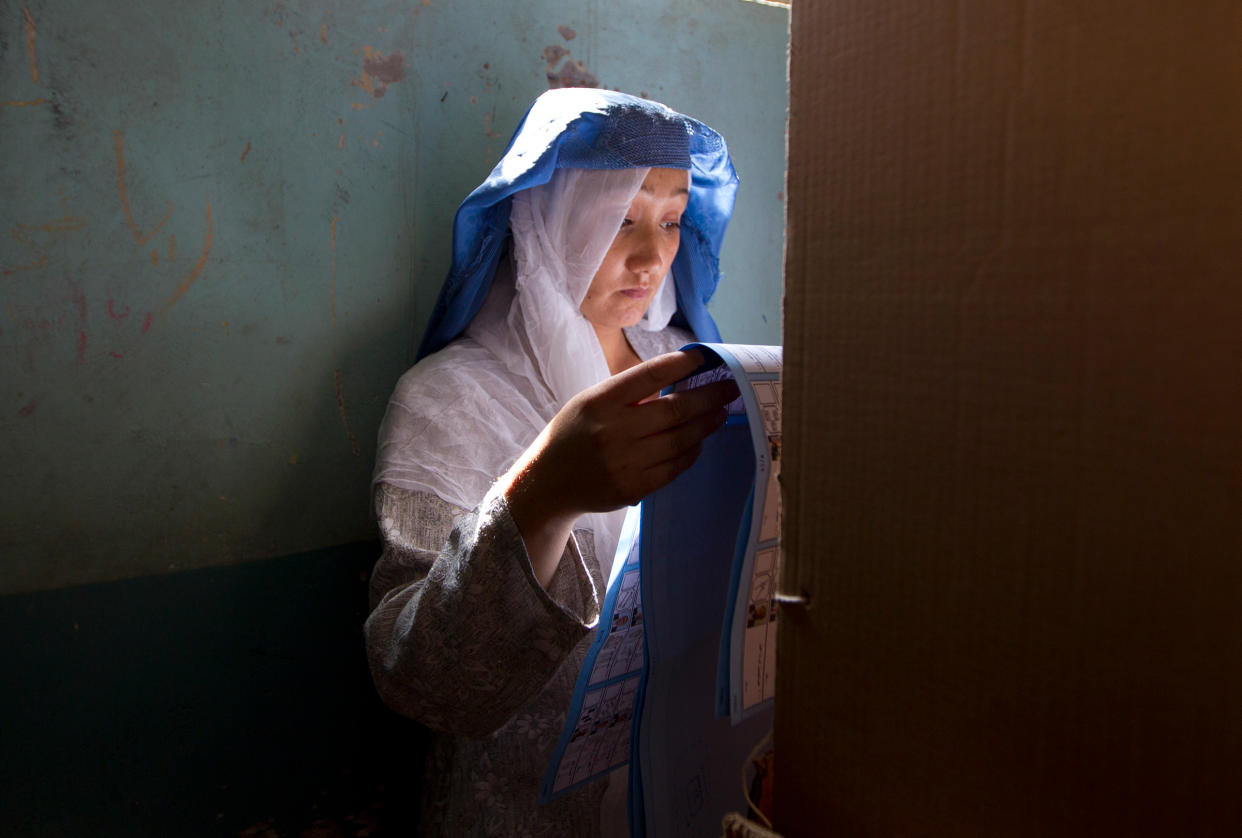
left=364, top=481, right=602, bottom=738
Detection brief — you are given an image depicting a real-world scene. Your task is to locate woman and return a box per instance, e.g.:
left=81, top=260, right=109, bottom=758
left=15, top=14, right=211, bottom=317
left=365, top=88, right=740, bottom=836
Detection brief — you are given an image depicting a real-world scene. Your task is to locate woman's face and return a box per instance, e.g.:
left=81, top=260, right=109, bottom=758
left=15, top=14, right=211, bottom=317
left=579, top=167, right=690, bottom=332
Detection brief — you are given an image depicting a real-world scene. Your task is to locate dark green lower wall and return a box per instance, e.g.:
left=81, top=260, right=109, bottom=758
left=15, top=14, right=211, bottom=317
left=1, top=543, right=427, bottom=837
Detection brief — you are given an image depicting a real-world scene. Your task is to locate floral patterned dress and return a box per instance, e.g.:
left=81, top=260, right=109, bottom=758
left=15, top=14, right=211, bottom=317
left=366, top=482, right=610, bottom=836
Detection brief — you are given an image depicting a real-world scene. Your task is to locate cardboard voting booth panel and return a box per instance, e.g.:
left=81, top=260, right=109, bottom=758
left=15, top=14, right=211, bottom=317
left=778, top=2, right=1242, bottom=834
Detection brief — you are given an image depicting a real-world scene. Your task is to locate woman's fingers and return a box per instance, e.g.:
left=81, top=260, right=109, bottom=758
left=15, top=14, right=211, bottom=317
left=623, top=378, right=740, bottom=440
left=597, top=349, right=711, bottom=406
left=594, top=401, right=730, bottom=504
left=516, top=350, right=740, bottom=517
left=636, top=439, right=706, bottom=500
left=627, top=403, right=728, bottom=469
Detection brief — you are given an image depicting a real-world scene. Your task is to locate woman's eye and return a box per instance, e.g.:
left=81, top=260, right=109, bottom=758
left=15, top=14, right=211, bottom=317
left=662, top=219, right=682, bottom=230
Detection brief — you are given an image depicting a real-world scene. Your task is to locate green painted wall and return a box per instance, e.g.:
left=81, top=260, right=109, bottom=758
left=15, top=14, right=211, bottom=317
left=1, top=0, right=788, bottom=593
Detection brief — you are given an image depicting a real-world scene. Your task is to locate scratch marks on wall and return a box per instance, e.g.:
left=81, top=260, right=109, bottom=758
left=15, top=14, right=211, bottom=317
left=328, top=213, right=357, bottom=456
left=71, top=283, right=87, bottom=363
left=156, top=197, right=213, bottom=315
left=113, top=131, right=173, bottom=247
left=110, top=130, right=215, bottom=321
left=3, top=213, right=87, bottom=275
left=327, top=207, right=358, bottom=456
left=352, top=46, right=405, bottom=100
left=1, top=98, right=49, bottom=107
left=333, top=369, right=360, bottom=457
left=106, top=299, right=130, bottom=320
left=240, top=141, right=252, bottom=162
left=6, top=279, right=102, bottom=371
left=17, top=399, right=38, bottom=418
left=23, top=6, right=40, bottom=83
left=330, top=213, right=338, bottom=322
left=482, top=108, right=501, bottom=140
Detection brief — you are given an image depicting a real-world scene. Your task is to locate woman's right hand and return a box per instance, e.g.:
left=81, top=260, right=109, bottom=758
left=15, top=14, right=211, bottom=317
left=500, top=349, right=740, bottom=586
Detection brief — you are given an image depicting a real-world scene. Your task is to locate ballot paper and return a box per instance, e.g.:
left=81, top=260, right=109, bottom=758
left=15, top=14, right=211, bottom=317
left=707, top=345, right=783, bottom=723
left=540, top=344, right=783, bottom=838
left=539, top=506, right=645, bottom=800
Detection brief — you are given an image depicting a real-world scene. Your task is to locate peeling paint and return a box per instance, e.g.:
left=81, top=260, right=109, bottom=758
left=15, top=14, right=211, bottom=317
left=543, top=45, right=568, bottom=64
left=352, top=47, right=406, bottom=99
left=240, top=141, right=252, bottom=162
left=544, top=40, right=599, bottom=89
left=558, top=25, right=577, bottom=41
left=17, top=399, right=38, bottom=418
left=547, top=58, right=599, bottom=89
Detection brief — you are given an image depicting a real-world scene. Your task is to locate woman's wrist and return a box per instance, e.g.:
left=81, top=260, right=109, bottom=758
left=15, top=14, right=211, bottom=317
left=499, top=453, right=578, bottom=588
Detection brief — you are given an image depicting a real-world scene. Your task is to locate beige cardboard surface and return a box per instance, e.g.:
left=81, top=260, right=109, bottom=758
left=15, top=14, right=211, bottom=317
left=779, top=1, right=1242, bottom=834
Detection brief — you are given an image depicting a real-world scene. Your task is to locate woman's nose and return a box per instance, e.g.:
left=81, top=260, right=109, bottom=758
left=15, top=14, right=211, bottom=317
left=624, top=226, right=664, bottom=277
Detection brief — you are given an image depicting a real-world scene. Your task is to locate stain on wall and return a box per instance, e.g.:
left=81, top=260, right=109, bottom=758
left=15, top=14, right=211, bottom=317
left=543, top=41, right=600, bottom=89
left=0, top=0, right=789, bottom=594
left=352, top=46, right=406, bottom=99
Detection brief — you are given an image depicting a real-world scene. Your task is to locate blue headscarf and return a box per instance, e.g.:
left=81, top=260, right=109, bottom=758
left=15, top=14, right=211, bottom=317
left=417, top=88, right=740, bottom=359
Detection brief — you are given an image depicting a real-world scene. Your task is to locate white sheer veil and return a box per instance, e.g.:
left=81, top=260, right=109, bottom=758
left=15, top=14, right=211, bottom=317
left=374, top=166, right=679, bottom=577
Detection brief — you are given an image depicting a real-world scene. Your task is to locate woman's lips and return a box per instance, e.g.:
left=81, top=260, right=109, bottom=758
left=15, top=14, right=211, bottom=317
left=620, top=288, right=649, bottom=299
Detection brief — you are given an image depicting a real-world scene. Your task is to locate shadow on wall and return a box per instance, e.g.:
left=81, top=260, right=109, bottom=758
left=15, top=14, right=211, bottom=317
left=0, top=542, right=431, bottom=837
